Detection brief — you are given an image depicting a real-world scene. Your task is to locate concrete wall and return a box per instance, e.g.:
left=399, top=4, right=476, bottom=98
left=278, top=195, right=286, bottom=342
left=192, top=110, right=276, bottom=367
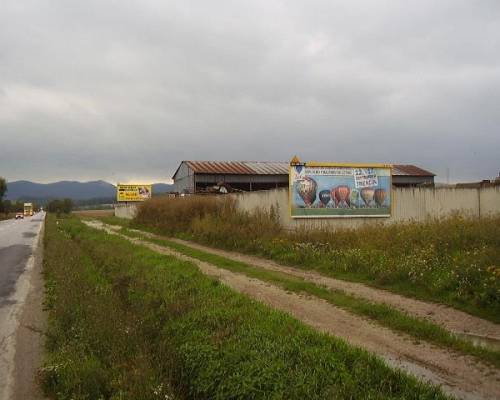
left=114, top=203, right=139, bottom=219
left=232, top=186, right=500, bottom=230
left=480, top=186, right=500, bottom=216
left=114, top=186, right=500, bottom=228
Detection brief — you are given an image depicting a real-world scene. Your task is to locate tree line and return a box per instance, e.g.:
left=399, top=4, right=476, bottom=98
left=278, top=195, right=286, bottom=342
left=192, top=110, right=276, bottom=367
left=46, top=198, right=74, bottom=214
left=0, top=177, right=73, bottom=216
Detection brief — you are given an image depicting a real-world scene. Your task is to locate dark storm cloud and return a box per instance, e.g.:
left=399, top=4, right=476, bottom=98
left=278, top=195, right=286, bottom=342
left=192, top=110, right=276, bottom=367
left=1, top=0, right=499, bottom=183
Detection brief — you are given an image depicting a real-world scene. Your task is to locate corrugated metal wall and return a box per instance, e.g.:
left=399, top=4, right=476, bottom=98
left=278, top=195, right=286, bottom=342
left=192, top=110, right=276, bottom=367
left=173, top=162, right=195, bottom=193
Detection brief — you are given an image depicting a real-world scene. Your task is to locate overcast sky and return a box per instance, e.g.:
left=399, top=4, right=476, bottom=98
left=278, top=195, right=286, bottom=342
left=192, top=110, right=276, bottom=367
left=1, top=0, right=499, bottom=184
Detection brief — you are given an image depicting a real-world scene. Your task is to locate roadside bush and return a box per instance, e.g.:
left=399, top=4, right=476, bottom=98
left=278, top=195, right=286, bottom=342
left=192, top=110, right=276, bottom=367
left=190, top=205, right=282, bottom=249
left=136, top=195, right=224, bottom=233
left=136, top=195, right=282, bottom=246
left=133, top=196, right=500, bottom=321
left=47, top=198, right=73, bottom=215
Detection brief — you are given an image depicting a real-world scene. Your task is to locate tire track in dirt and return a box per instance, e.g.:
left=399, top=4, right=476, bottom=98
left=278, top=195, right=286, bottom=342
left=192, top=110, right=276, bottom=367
left=86, top=221, right=500, bottom=400
left=138, top=230, right=500, bottom=342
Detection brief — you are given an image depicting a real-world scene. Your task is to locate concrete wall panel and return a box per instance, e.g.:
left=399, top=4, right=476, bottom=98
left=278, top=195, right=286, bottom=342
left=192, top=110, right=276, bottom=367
left=480, top=186, right=500, bottom=216
left=113, top=187, right=500, bottom=228
left=114, top=204, right=138, bottom=219
left=232, top=186, right=500, bottom=230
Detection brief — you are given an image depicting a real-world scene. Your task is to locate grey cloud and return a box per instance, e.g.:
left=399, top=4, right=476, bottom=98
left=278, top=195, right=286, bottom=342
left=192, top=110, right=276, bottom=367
left=1, top=0, right=499, bottom=183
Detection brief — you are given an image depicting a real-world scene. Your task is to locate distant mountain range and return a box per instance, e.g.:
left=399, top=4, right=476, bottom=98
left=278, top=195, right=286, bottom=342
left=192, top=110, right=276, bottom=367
left=5, top=180, right=173, bottom=201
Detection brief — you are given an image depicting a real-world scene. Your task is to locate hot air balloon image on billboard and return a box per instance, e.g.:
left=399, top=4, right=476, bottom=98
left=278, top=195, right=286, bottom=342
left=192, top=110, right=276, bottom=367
left=332, top=185, right=351, bottom=208
left=374, top=188, right=387, bottom=207
left=289, top=160, right=391, bottom=218
left=295, top=177, right=317, bottom=207
left=350, top=189, right=360, bottom=208
left=319, top=190, right=331, bottom=207
left=360, top=187, right=375, bottom=207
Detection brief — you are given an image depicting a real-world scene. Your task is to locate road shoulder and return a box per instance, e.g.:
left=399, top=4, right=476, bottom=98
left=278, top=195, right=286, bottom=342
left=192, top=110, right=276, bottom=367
left=12, top=223, right=46, bottom=400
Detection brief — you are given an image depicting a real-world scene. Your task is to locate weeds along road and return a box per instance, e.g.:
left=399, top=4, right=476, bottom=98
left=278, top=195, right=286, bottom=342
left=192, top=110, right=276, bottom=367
left=0, top=213, right=45, bottom=400
left=167, top=237, right=500, bottom=341
left=86, top=220, right=500, bottom=400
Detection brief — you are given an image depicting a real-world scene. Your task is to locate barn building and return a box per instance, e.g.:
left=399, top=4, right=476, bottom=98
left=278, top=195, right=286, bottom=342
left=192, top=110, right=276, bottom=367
left=172, top=161, right=289, bottom=193
left=391, top=165, right=435, bottom=187
left=172, top=161, right=435, bottom=194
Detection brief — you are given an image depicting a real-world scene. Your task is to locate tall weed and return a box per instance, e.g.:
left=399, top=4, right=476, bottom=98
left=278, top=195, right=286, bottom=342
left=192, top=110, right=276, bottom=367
left=133, top=196, right=500, bottom=320
left=136, top=196, right=224, bottom=233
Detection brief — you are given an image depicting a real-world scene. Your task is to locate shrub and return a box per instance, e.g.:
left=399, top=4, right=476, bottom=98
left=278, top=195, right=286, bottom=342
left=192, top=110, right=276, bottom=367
left=136, top=196, right=282, bottom=244
left=136, top=195, right=224, bottom=233
left=47, top=198, right=74, bottom=214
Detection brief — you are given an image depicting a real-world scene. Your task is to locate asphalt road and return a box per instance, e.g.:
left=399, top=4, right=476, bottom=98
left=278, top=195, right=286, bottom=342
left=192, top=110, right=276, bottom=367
left=0, top=213, right=45, bottom=400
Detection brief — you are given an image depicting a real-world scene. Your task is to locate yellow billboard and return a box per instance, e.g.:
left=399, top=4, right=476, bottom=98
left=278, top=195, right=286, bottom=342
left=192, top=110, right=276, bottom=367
left=117, top=184, right=152, bottom=202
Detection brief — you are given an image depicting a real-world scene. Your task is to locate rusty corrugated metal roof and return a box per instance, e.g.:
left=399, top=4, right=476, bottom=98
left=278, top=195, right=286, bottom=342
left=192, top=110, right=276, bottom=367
left=245, top=162, right=289, bottom=175
left=185, top=161, right=288, bottom=175
left=392, top=165, right=435, bottom=177
left=174, top=161, right=434, bottom=178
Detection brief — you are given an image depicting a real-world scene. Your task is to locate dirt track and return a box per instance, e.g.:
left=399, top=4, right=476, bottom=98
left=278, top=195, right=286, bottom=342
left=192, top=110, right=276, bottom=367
left=167, top=237, right=500, bottom=342
left=87, top=221, right=500, bottom=400
left=125, top=226, right=500, bottom=342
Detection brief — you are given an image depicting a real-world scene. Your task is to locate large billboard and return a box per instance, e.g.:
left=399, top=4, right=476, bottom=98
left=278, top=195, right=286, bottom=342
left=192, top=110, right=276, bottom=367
left=117, top=184, right=152, bottom=202
left=290, top=162, right=392, bottom=218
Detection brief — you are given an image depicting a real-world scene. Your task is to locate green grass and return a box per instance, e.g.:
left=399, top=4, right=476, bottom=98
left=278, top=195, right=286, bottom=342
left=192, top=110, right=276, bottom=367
left=96, top=210, right=500, bottom=324
left=117, top=226, right=500, bottom=369
left=131, top=197, right=500, bottom=323
left=42, top=214, right=450, bottom=399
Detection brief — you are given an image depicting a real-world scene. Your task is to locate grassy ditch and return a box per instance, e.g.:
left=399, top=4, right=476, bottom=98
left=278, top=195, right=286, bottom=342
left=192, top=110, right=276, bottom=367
left=42, top=215, right=450, bottom=399
left=131, top=197, right=500, bottom=323
left=0, top=213, right=15, bottom=221
left=117, top=226, right=500, bottom=369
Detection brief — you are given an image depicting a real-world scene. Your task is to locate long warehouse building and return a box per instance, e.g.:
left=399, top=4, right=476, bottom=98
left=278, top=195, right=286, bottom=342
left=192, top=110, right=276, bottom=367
left=172, top=161, right=435, bottom=194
